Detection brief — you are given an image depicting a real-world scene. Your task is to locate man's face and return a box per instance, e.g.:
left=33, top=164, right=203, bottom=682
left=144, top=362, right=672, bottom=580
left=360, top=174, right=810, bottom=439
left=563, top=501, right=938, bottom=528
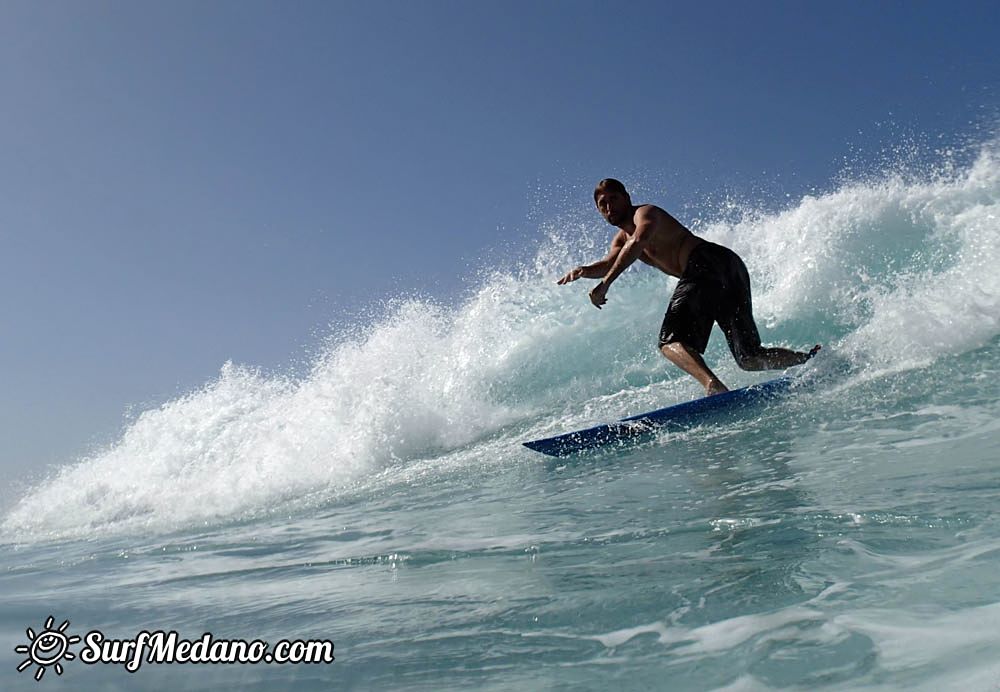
left=595, top=190, right=630, bottom=226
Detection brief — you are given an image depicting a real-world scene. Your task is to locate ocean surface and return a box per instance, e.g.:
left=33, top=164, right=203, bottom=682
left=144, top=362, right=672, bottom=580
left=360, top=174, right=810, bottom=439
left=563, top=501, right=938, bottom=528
left=2, top=140, right=999, bottom=690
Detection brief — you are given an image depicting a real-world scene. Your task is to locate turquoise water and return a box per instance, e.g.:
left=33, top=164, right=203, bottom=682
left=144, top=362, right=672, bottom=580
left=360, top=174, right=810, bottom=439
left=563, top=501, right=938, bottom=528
left=3, top=142, right=999, bottom=690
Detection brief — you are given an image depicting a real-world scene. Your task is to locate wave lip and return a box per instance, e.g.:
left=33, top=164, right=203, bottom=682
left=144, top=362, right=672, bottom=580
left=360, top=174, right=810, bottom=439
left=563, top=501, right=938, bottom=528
left=6, top=137, right=1000, bottom=539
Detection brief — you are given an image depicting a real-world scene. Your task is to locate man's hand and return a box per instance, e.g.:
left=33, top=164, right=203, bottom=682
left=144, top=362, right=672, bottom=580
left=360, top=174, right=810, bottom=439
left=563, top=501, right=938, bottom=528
left=557, top=266, right=586, bottom=284
left=589, top=281, right=608, bottom=309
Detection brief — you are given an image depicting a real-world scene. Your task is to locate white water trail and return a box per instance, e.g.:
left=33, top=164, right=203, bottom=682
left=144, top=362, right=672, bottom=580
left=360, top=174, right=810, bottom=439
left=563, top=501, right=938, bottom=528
left=5, top=139, right=1000, bottom=539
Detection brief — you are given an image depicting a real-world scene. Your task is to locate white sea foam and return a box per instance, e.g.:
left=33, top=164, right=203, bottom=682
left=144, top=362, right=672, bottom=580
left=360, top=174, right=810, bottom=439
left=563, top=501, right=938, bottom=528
left=5, top=138, right=1000, bottom=539
left=705, top=141, right=1000, bottom=371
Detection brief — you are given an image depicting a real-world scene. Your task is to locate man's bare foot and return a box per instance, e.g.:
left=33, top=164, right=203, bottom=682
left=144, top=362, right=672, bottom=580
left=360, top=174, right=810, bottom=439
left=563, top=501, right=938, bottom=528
left=706, top=379, right=729, bottom=396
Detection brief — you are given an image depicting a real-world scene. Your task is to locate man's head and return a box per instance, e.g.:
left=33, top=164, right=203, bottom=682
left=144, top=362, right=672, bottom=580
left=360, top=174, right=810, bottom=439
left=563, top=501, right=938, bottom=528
left=593, top=178, right=632, bottom=226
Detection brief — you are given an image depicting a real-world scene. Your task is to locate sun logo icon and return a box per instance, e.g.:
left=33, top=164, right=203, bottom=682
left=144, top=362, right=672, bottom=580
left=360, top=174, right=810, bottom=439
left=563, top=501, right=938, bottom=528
left=15, top=616, right=82, bottom=681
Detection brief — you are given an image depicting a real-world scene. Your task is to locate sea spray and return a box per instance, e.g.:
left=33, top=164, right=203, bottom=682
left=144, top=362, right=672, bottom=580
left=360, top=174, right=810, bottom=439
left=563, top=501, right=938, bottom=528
left=5, top=139, right=999, bottom=539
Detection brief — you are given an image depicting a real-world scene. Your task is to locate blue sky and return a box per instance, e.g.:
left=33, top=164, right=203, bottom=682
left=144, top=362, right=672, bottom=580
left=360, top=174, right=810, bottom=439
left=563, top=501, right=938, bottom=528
left=2, top=0, right=998, bottom=480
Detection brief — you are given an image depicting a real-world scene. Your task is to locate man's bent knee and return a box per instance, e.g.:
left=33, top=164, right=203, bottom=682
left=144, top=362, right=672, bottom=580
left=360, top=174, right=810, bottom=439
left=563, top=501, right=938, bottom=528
left=659, top=341, right=691, bottom=357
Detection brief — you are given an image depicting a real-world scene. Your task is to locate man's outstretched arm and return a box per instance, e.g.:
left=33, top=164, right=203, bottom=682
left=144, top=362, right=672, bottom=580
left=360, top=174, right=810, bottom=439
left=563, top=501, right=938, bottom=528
left=588, top=209, right=656, bottom=308
left=600, top=208, right=656, bottom=287
left=557, top=230, right=627, bottom=284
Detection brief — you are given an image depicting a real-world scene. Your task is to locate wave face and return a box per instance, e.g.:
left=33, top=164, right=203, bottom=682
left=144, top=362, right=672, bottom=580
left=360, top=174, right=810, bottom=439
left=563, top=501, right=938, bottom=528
left=5, top=138, right=1000, bottom=540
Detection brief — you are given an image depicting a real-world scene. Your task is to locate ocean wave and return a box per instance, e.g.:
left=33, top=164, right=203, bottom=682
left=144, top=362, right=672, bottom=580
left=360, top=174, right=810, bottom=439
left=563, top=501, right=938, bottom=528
left=6, top=136, right=999, bottom=539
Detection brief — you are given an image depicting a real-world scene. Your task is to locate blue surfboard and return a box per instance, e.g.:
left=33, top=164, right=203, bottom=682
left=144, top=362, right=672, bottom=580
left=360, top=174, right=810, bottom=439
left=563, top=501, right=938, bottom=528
left=523, top=376, right=794, bottom=457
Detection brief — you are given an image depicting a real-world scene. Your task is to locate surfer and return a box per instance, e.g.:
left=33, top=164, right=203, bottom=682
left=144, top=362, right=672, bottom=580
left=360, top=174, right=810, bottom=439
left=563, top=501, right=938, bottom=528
left=558, top=178, right=820, bottom=396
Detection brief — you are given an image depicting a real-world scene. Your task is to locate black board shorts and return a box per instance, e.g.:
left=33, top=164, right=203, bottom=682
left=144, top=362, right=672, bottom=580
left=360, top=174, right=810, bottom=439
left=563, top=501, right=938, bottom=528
left=658, top=241, right=763, bottom=360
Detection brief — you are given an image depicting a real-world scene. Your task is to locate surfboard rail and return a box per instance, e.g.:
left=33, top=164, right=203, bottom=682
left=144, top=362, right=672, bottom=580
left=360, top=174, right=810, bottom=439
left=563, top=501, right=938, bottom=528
left=523, top=377, right=794, bottom=457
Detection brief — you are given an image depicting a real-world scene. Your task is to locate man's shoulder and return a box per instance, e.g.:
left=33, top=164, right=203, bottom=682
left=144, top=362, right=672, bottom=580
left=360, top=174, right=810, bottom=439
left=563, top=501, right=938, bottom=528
left=633, top=204, right=672, bottom=223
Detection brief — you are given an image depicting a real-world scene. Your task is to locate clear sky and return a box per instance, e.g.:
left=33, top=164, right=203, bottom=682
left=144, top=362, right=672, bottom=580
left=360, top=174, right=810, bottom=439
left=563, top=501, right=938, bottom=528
left=2, top=0, right=998, bottom=482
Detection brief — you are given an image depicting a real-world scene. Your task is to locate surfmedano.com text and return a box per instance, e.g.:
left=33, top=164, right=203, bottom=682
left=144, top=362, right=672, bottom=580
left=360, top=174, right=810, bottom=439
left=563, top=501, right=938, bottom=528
left=81, top=629, right=335, bottom=672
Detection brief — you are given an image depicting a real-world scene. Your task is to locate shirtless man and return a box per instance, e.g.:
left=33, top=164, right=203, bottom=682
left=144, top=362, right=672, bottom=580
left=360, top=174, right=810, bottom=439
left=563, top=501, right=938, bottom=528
left=558, top=178, right=820, bottom=395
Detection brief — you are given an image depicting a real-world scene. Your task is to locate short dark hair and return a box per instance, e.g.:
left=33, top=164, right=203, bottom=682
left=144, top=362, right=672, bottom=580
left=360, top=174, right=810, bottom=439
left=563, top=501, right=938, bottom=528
left=594, top=178, right=629, bottom=202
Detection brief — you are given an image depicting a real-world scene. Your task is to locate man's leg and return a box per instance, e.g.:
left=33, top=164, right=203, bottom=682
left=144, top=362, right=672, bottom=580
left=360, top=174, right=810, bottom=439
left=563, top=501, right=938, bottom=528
left=732, top=344, right=821, bottom=370
left=722, top=306, right=822, bottom=370
left=720, top=253, right=821, bottom=370
left=660, top=342, right=729, bottom=395
left=658, top=263, right=728, bottom=396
